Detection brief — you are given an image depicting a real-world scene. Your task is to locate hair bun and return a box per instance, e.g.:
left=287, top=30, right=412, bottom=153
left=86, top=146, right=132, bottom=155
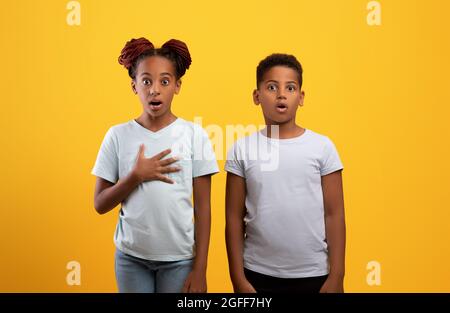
left=118, top=37, right=155, bottom=70
left=161, top=39, right=192, bottom=71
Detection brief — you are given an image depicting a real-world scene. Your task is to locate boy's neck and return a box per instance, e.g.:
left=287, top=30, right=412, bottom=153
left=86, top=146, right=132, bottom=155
left=265, top=120, right=305, bottom=139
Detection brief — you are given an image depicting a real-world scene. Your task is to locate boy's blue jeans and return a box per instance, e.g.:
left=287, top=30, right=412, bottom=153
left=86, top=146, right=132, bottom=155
left=115, top=248, right=193, bottom=293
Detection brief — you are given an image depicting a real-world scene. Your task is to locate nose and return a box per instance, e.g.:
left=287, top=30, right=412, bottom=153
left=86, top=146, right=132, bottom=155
left=277, top=89, right=287, bottom=99
left=150, top=85, right=160, bottom=96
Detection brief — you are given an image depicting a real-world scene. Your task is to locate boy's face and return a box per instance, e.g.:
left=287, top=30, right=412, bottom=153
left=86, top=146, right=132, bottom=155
left=253, top=66, right=304, bottom=125
left=131, top=55, right=181, bottom=119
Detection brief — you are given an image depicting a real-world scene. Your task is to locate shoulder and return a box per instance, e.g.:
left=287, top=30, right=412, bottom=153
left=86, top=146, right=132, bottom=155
left=108, top=120, right=135, bottom=136
left=305, top=128, right=335, bottom=148
left=232, top=131, right=259, bottom=148
left=227, top=131, right=260, bottom=158
left=183, top=119, right=203, bottom=132
left=305, top=129, right=342, bottom=164
left=99, top=121, right=137, bottom=148
left=175, top=118, right=209, bottom=138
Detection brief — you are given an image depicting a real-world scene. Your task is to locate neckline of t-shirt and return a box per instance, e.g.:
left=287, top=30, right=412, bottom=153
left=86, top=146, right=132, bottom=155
left=131, top=117, right=182, bottom=137
left=257, top=128, right=311, bottom=144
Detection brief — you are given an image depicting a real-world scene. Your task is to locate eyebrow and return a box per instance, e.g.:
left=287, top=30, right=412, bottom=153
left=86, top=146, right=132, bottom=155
left=265, top=80, right=298, bottom=85
left=139, top=72, right=174, bottom=77
left=160, top=72, right=174, bottom=77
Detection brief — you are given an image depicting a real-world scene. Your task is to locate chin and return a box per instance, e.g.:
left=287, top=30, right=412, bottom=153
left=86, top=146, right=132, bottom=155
left=268, top=116, right=293, bottom=124
left=145, top=108, right=167, bottom=117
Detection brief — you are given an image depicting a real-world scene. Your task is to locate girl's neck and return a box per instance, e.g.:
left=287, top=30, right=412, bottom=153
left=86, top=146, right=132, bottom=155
left=136, top=111, right=177, bottom=132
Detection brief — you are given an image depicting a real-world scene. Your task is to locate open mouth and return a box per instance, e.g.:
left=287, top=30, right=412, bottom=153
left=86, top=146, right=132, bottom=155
left=276, top=104, right=288, bottom=113
left=148, top=101, right=163, bottom=110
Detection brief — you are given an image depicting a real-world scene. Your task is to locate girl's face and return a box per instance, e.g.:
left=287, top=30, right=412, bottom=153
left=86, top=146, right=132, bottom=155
left=253, top=66, right=305, bottom=125
left=132, top=55, right=181, bottom=119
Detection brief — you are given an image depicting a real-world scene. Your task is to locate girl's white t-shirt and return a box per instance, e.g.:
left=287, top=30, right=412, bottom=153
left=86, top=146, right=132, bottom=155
left=225, top=129, right=343, bottom=278
left=92, top=118, right=219, bottom=261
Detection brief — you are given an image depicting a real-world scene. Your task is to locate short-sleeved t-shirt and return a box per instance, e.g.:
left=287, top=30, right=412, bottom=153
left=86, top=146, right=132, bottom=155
left=92, top=118, right=219, bottom=261
left=225, top=129, right=343, bottom=278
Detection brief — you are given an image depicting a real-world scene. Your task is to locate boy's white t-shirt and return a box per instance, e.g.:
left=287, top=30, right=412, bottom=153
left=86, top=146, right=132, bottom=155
left=92, top=118, right=219, bottom=261
left=225, top=129, right=343, bottom=278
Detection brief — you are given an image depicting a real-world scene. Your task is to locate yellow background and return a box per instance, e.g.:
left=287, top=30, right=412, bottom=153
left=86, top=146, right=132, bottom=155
left=1, top=0, right=449, bottom=292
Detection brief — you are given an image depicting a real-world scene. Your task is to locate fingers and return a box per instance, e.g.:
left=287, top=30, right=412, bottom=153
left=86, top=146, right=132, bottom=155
left=159, top=156, right=180, bottom=166
left=137, top=144, right=145, bottom=158
left=159, top=166, right=181, bottom=174
left=188, top=287, right=205, bottom=293
left=156, top=174, right=175, bottom=184
left=152, top=149, right=172, bottom=160
left=182, top=278, right=190, bottom=293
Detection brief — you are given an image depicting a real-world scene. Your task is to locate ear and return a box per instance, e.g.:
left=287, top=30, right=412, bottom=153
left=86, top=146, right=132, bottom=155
left=299, top=90, right=305, bottom=107
left=175, top=79, right=182, bottom=95
left=131, top=80, right=137, bottom=94
left=253, top=89, right=260, bottom=105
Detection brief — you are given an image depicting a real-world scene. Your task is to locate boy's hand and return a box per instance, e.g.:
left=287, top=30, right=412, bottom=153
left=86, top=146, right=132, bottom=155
left=182, top=269, right=207, bottom=293
left=319, top=275, right=344, bottom=293
left=132, top=145, right=180, bottom=184
left=233, top=278, right=257, bottom=293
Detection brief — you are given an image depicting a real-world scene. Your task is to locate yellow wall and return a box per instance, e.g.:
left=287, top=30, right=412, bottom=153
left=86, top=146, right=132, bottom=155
left=1, top=0, right=449, bottom=292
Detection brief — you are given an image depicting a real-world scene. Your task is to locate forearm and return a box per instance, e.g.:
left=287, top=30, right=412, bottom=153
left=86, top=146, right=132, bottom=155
left=325, top=209, right=346, bottom=278
left=95, top=171, right=141, bottom=215
left=192, top=204, right=211, bottom=271
left=225, top=216, right=246, bottom=285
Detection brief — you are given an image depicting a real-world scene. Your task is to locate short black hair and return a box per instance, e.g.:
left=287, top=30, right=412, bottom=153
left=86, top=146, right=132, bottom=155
left=256, top=53, right=303, bottom=89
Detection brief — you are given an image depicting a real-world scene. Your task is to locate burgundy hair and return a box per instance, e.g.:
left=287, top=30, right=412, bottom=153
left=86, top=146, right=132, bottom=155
left=118, top=37, right=192, bottom=79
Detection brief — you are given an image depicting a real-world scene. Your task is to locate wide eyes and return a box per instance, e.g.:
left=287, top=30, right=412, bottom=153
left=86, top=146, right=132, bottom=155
left=141, top=78, right=171, bottom=86
left=267, top=84, right=297, bottom=92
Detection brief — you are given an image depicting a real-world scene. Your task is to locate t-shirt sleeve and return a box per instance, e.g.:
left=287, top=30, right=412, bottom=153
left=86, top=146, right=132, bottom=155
left=224, top=140, right=245, bottom=178
left=192, top=126, right=219, bottom=178
left=91, top=127, right=119, bottom=183
left=319, top=137, right=344, bottom=176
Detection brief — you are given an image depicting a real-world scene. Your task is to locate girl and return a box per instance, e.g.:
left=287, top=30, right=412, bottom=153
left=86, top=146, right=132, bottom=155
left=92, top=37, right=218, bottom=293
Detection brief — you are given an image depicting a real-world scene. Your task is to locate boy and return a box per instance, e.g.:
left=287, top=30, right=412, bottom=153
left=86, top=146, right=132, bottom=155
left=225, top=54, right=345, bottom=293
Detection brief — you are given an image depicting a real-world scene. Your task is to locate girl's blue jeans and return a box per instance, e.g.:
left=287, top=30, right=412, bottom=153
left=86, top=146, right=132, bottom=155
left=115, top=248, right=193, bottom=293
